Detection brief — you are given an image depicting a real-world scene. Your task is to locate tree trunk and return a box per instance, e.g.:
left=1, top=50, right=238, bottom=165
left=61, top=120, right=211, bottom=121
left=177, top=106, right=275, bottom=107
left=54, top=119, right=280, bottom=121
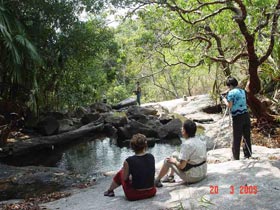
left=0, top=122, right=104, bottom=158
left=246, top=64, right=275, bottom=122
left=246, top=91, right=275, bottom=122
left=246, top=62, right=261, bottom=94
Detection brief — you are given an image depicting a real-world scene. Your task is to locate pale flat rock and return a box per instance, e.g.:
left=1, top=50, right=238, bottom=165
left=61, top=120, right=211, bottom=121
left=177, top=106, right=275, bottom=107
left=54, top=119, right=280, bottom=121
left=207, top=145, right=280, bottom=163
left=143, top=98, right=186, bottom=113
left=143, top=94, right=213, bottom=115
left=40, top=159, right=280, bottom=210
left=143, top=95, right=233, bottom=149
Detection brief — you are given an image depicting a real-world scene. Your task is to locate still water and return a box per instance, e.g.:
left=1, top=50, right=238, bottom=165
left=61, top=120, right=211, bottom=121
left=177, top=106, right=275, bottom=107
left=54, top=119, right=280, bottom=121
left=56, top=138, right=179, bottom=177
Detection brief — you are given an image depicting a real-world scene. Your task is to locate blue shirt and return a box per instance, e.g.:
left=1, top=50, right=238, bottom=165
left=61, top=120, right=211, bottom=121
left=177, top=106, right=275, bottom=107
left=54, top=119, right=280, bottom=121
left=226, top=88, right=248, bottom=117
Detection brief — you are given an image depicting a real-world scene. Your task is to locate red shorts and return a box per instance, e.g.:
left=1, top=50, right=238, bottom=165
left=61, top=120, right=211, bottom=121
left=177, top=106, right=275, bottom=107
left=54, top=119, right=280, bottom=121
left=113, top=169, right=156, bottom=201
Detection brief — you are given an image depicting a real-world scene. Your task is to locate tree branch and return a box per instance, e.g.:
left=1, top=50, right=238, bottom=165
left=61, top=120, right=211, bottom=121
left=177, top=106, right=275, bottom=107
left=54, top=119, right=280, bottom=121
left=234, top=0, right=247, bottom=20
left=253, top=12, right=270, bottom=34
left=206, top=52, right=248, bottom=64
left=155, top=47, right=203, bottom=68
left=259, top=0, right=280, bottom=64
left=177, top=7, right=233, bottom=25
left=165, top=0, right=229, bottom=14
left=170, top=32, right=212, bottom=50
left=232, top=0, right=258, bottom=63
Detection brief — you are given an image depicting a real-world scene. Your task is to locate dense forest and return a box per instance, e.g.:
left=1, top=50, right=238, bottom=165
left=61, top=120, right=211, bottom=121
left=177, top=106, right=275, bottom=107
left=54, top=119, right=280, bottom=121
left=1, top=0, right=279, bottom=121
left=0, top=1, right=280, bottom=208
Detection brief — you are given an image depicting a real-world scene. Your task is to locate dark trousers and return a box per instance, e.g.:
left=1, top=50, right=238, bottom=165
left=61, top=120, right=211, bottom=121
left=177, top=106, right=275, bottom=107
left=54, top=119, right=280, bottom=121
left=232, top=112, right=252, bottom=160
left=136, top=93, right=141, bottom=106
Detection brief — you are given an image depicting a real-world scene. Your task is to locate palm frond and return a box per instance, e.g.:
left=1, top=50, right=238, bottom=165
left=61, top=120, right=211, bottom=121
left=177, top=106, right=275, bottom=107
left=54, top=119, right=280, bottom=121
left=4, top=38, right=21, bottom=64
left=15, top=34, right=41, bottom=63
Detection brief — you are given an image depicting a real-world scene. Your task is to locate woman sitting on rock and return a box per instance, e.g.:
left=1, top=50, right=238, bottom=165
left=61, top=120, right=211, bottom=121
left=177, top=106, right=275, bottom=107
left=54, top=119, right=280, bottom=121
left=154, top=120, right=207, bottom=187
left=104, top=133, right=156, bottom=201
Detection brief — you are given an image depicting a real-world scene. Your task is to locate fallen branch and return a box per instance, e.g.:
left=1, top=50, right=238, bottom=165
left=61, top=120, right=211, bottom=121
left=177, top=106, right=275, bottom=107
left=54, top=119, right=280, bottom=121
left=0, top=122, right=104, bottom=158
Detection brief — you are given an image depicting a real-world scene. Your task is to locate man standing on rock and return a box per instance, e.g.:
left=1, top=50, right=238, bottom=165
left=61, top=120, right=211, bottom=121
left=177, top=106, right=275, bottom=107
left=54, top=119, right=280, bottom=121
left=134, top=81, right=141, bottom=106
left=222, top=76, right=252, bottom=160
left=154, top=120, right=207, bottom=187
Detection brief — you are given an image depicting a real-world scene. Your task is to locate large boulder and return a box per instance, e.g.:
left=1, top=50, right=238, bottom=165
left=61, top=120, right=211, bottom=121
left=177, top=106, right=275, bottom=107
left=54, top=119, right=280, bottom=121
left=127, top=106, right=158, bottom=116
left=117, top=120, right=158, bottom=142
left=58, top=119, right=74, bottom=133
left=127, top=113, right=161, bottom=126
left=36, top=116, right=59, bottom=136
left=200, top=134, right=215, bottom=150
left=90, top=102, right=112, bottom=113
left=45, top=111, right=65, bottom=120
left=81, top=113, right=101, bottom=125
left=112, top=97, right=137, bottom=110
left=104, top=112, right=128, bottom=128
left=127, top=113, right=149, bottom=123
left=74, top=107, right=88, bottom=118
left=158, top=118, right=182, bottom=139
left=151, top=104, right=169, bottom=116
left=102, top=124, right=118, bottom=138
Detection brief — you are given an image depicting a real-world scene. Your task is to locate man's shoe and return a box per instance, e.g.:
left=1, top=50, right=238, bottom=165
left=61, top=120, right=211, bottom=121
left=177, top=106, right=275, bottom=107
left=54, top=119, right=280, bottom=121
left=162, top=175, right=175, bottom=183
left=154, top=180, right=163, bottom=188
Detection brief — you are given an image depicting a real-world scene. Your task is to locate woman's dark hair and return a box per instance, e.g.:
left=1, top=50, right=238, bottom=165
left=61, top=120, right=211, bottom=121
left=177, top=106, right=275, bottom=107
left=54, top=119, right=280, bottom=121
left=226, top=77, right=238, bottom=87
left=130, top=133, right=147, bottom=153
left=183, top=120, right=197, bottom=137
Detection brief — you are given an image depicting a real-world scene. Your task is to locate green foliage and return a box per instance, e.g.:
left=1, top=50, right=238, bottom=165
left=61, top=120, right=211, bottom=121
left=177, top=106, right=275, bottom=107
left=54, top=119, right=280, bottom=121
left=170, top=201, right=185, bottom=210
left=198, top=195, right=215, bottom=209
left=0, top=0, right=42, bottom=104
left=259, top=37, right=280, bottom=95
left=0, top=0, right=122, bottom=113
left=113, top=111, right=127, bottom=118
left=2, top=0, right=280, bottom=116
left=106, top=84, right=132, bottom=104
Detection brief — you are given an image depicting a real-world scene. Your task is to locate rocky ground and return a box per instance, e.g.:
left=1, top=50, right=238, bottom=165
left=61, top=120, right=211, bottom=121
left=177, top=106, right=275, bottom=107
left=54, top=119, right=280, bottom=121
left=32, top=146, right=280, bottom=210
left=0, top=94, right=279, bottom=210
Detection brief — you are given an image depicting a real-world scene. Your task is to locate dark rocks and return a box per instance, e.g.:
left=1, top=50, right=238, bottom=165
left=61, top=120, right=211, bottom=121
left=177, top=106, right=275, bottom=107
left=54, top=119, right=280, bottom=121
left=108, top=103, right=188, bottom=144
left=103, top=124, right=118, bottom=138
left=193, top=118, right=214, bottom=124
left=90, top=102, right=112, bottom=113
left=36, top=116, right=59, bottom=136
left=117, top=120, right=158, bottom=142
left=158, top=119, right=182, bottom=139
left=81, top=113, right=101, bottom=125
left=104, top=112, right=128, bottom=128
left=201, top=105, right=222, bottom=114
left=128, top=113, right=149, bottom=123
left=0, top=164, right=82, bottom=201
left=74, top=107, right=88, bottom=118
left=58, top=119, right=74, bottom=133
left=112, top=97, right=137, bottom=109
left=45, top=111, right=65, bottom=120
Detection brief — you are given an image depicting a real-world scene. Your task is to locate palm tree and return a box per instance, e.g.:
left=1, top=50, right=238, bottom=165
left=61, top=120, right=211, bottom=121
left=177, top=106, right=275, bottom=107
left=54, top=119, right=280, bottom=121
left=0, top=0, right=41, bottom=101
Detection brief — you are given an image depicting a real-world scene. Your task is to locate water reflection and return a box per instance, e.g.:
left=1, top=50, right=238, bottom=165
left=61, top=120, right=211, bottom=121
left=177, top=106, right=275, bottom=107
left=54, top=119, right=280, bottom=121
left=57, top=138, right=179, bottom=177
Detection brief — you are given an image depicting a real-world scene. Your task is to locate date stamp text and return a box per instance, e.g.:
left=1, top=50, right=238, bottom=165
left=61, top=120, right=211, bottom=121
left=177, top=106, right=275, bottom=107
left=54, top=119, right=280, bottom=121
left=210, top=185, right=258, bottom=195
